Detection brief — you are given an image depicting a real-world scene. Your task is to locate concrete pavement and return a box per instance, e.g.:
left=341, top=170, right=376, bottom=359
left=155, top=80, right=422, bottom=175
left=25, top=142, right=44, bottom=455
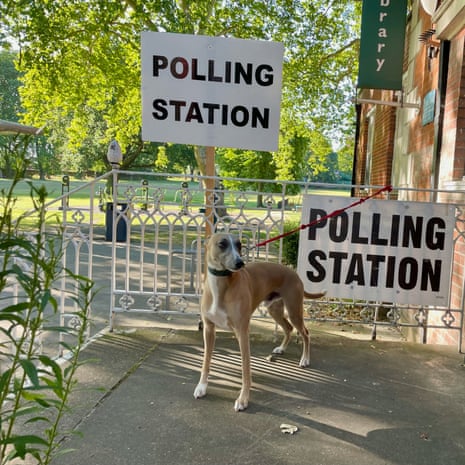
left=47, top=316, right=465, bottom=465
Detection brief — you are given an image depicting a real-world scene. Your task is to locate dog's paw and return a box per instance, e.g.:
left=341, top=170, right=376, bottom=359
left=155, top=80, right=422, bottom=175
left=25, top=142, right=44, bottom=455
left=299, top=356, right=310, bottom=368
left=193, top=382, right=208, bottom=399
left=272, top=346, right=285, bottom=355
left=234, top=398, right=248, bottom=412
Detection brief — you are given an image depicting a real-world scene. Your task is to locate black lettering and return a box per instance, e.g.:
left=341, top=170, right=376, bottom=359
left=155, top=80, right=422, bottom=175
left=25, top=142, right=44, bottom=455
left=329, top=251, right=348, bottom=283
left=371, top=213, right=388, bottom=245
left=152, top=99, right=168, bottom=120
left=398, top=257, right=418, bottom=290
left=421, top=259, right=441, bottom=291
left=224, top=61, right=232, bottom=83
left=152, top=55, right=168, bottom=76
left=425, top=217, right=446, bottom=250
left=329, top=213, right=348, bottom=243
left=168, top=100, right=186, bottom=121
left=307, top=209, right=327, bottom=240
left=170, top=57, right=189, bottom=79
left=255, top=64, right=274, bottom=86
left=402, top=216, right=423, bottom=248
left=390, top=214, right=400, bottom=246
left=208, top=60, right=222, bottom=82
left=185, top=101, right=203, bottom=123
left=386, top=255, right=395, bottom=288
left=351, top=212, right=369, bottom=244
left=230, top=106, right=249, bottom=127
left=251, top=107, right=269, bottom=128
left=151, top=99, right=275, bottom=128
left=192, top=58, right=206, bottom=81
left=234, top=62, right=253, bottom=84
left=221, top=104, right=228, bottom=125
left=366, top=254, right=386, bottom=286
left=203, top=103, right=220, bottom=124
left=345, top=253, right=365, bottom=285
left=307, top=250, right=326, bottom=282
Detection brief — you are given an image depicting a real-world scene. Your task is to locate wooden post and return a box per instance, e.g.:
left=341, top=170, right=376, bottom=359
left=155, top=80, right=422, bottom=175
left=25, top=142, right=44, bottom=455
left=204, top=146, right=216, bottom=238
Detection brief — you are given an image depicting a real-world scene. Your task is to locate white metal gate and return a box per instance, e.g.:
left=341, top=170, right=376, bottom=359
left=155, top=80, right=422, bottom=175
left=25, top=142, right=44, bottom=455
left=5, top=170, right=465, bottom=354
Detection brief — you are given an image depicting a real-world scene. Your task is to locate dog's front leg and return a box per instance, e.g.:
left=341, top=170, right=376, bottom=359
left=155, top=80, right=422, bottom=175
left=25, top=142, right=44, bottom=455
left=194, top=318, right=215, bottom=399
left=234, top=327, right=251, bottom=412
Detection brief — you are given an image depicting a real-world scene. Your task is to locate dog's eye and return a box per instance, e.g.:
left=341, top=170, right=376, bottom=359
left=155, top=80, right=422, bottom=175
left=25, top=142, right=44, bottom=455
left=218, top=239, right=228, bottom=250
left=234, top=240, right=242, bottom=252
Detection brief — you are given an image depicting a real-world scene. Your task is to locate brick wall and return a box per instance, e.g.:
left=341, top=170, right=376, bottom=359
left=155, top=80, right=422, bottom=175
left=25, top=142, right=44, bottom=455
left=354, top=89, right=396, bottom=189
left=452, top=32, right=465, bottom=180
left=371, top=94, right=396, bottom=187
left=354, top=3, right=465, bottom=347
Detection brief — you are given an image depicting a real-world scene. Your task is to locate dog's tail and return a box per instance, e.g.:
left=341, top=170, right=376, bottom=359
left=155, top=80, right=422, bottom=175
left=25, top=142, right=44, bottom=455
left=304, top=290, right=326, bottom=299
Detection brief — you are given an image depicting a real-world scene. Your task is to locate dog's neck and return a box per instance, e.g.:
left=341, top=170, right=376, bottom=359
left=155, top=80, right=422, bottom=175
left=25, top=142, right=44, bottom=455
left=207, top=266, right=232, bottom=277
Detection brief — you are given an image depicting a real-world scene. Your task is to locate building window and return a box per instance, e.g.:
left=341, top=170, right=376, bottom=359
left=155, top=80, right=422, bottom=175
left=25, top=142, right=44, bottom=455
left=365, top=109, right=375, bottom=186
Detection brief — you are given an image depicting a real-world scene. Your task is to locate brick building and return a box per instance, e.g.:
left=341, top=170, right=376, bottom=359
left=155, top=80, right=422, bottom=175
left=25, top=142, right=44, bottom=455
left=353, top=0, right=465, bottom=345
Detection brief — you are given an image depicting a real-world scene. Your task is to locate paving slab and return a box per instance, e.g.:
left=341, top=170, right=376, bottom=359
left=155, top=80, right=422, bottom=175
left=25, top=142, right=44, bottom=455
left=48, top=320, right=465, bottom=465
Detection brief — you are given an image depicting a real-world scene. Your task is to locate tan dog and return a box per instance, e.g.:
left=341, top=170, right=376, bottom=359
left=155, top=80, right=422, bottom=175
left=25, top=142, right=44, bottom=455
left=193, top=232, right=325, bottom=411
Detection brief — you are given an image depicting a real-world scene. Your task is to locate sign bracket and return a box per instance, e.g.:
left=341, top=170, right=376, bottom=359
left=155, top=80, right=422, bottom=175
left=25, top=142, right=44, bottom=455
left=356, top=97, right=420, bottom=110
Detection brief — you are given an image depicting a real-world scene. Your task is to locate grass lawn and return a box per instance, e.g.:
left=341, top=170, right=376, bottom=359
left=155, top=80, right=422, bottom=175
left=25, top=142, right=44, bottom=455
left=0, top=175, right=351, bottom=227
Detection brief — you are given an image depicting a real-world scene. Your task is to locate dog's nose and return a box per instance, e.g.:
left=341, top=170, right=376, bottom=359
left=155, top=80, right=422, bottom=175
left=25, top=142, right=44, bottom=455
left=235, top=258, right=245, bottom=269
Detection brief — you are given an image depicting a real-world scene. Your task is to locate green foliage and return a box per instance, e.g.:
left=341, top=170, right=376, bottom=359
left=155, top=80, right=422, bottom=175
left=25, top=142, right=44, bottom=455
left=0, top=0, right=360, bottom=177
left=0, top=51, right=26, bottom=178
left=0, top=51, right=21, bottom=121
left=154, top=144, right=196, bottom=174
left=0, top=51, right=61, bottom=179
left=281, top=220, right=301, bottom=269
left=0, top=143, right=93, bottom=464
left=217, top=148, right=276, bottom=185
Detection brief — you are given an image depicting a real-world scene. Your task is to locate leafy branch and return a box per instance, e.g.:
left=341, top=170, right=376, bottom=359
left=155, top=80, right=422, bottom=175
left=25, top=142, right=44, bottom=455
left=0, top=140, right=93, bottom=464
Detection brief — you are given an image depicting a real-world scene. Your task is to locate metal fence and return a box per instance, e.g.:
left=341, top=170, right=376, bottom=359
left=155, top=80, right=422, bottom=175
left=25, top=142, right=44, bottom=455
left=4, top=170, right=465, bottom=355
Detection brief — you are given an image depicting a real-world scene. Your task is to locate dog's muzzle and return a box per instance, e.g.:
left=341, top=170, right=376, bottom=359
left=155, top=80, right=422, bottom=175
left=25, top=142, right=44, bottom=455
left=234, top=258, right=245, bottom=270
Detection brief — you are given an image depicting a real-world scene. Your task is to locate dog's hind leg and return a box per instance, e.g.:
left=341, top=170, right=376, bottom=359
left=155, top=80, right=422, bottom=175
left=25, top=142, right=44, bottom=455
left=266, top=298, right=293, bottom=355
left=287, top=309, right=311, bottom=367
left=194, top=318, right=216, bottom=399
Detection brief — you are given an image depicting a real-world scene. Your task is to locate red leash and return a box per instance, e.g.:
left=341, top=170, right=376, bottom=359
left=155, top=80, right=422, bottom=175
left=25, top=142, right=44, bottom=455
left=254, top=185, right=393, bottom=248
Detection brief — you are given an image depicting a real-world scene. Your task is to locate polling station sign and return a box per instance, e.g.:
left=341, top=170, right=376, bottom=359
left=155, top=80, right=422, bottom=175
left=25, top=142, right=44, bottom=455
left=141, top=32, right=284, bottom=151
left=297, top=196, right=455, bottom=306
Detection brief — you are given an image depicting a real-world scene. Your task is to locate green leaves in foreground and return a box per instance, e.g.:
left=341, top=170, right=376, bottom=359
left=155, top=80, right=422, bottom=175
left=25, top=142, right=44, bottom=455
left=0, top=170, right=94, bottom=464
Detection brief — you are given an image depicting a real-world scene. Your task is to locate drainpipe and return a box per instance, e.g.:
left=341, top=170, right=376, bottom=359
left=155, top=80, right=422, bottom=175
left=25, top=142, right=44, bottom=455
left=351, top=103, right=362, bottom=198
left=431, top=40, right=450, bottom=200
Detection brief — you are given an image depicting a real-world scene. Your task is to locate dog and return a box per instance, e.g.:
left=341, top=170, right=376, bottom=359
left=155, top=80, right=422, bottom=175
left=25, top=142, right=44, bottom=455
left=193, top=232, right=325, bottom=411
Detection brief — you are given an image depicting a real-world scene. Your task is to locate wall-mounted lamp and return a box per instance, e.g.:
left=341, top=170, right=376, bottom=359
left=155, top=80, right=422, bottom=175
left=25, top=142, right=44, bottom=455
left=107, top=140, right=123, bottom=169
left=427, top=44, right=439, bottom=60
left=418, top=28, right=440, bottom=72
left=427, top=44, right=440, bottom=71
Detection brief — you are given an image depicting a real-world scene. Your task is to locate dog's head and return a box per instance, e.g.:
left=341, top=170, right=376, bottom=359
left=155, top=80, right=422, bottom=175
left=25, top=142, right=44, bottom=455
left=206, top=233, right=244, bottom=273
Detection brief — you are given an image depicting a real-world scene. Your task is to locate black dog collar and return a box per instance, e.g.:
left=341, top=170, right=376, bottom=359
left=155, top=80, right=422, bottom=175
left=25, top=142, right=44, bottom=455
left=207, top=267, right=233, bottom=277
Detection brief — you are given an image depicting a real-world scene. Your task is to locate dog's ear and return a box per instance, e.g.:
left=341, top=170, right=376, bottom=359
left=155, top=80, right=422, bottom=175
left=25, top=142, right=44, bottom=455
left=204, top=236, right=212, bottom=255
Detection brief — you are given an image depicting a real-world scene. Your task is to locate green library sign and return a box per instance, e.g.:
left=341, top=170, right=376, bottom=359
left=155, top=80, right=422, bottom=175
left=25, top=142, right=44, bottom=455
left=357, top=0, right=408, bottom=90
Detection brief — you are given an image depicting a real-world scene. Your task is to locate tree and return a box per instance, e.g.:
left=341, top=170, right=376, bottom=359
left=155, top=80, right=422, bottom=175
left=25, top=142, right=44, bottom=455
left=0, top=50, right=20, bottom=121
left=0, top=50, right=22, bottom=177
left=0, top=51, right=61, bottom=179
left=0, top=0, right=360, bottom=177
left=305, top=132, right=354, bottom=184
left=216, top=147, right=276, bottom=206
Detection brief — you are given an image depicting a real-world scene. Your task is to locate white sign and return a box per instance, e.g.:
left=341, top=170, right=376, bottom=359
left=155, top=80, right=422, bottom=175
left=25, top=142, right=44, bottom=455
left=297, top=196, right=455, bottom=306
left=141, top=32, right=284, bottom=151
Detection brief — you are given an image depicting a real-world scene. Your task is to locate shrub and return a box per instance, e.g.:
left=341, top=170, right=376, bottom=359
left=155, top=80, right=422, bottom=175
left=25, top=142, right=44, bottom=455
left=0, top=144, right=93, bottom=464
left=281, top=220, right=301, bottom=268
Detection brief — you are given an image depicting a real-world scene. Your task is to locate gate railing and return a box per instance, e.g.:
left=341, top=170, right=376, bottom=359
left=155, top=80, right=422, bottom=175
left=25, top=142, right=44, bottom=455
left=3, top=170, right=465, bottom=356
